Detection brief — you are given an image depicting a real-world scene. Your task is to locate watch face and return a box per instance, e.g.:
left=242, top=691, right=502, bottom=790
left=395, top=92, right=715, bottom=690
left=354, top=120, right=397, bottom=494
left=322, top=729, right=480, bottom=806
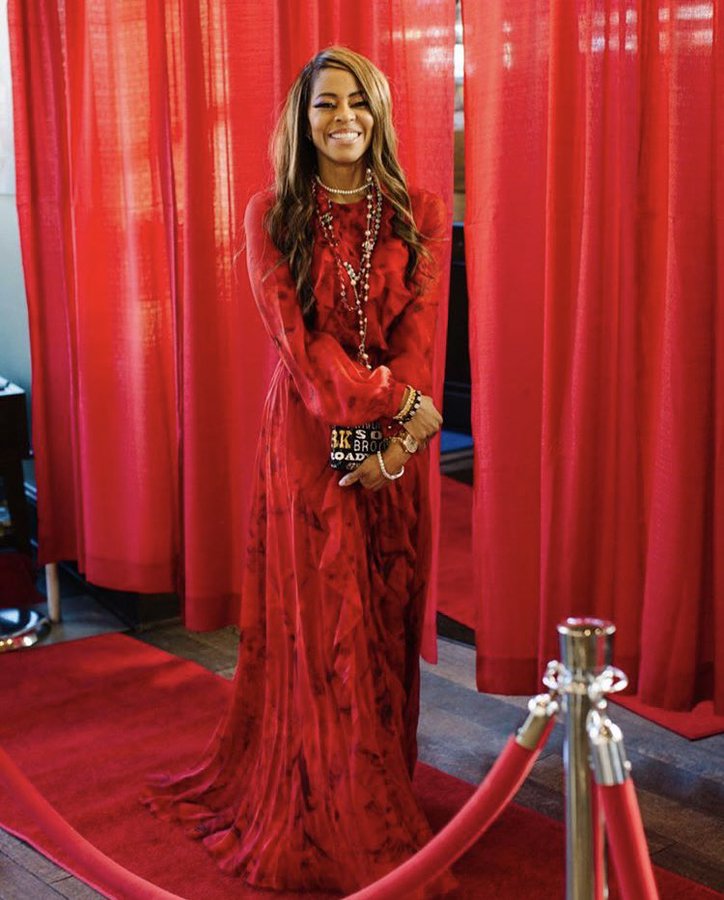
left=404, top=433, right=419, bottom=452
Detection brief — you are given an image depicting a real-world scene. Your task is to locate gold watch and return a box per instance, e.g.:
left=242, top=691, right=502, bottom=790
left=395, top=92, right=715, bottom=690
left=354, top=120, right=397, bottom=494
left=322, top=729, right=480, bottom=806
left=391, top=431, right=419, bottom=454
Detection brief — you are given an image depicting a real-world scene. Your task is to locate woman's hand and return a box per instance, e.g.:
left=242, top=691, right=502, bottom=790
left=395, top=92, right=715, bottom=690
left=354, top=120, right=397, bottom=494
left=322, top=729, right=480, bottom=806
left=338, top=443, right=410, bottom=491
left=401, top=394, right=442, bottom=444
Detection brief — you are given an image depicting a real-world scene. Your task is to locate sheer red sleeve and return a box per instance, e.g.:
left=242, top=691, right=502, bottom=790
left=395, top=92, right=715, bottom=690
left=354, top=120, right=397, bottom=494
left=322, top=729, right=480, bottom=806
left=384, top=191, right=449, bottom=396
left=244, top=192, right=407, bottom=426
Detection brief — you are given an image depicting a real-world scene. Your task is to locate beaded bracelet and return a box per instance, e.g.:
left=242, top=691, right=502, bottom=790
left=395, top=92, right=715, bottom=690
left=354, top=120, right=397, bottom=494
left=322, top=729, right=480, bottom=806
left=394, top=385, right=422, bottom=424
left=394, top=385, right=415, bottom=420
left=377, top=450, right=405, bottom=480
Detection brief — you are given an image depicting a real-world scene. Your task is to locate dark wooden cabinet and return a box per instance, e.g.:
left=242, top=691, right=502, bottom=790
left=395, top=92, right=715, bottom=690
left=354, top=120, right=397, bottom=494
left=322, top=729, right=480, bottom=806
left=0, top=378, right=31, bottom=555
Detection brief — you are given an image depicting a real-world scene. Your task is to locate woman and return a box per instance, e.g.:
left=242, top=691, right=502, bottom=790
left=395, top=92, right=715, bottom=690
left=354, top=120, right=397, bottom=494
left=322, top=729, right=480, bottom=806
left=142, top=46, right=452, bottom=896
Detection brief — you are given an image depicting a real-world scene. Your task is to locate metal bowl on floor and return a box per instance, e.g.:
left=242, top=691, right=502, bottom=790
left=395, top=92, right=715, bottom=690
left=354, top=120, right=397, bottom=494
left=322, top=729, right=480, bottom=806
left=0, top=608, right=50, bottom=652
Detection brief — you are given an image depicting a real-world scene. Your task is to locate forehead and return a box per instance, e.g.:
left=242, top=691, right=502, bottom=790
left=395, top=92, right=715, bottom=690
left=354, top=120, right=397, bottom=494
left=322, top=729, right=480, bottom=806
left=310, top=66, right=363, bottom=99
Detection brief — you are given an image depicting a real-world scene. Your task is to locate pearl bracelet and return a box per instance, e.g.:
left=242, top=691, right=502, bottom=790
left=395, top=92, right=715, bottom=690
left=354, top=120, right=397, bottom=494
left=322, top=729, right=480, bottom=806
left=377, top=450, right=405, bottom=480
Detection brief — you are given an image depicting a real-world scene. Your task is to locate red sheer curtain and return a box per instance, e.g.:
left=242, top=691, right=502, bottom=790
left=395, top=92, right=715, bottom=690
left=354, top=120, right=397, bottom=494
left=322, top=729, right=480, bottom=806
left=463, top=0, right=723, bottom=711
left=9, top=1, right=454, bottom=637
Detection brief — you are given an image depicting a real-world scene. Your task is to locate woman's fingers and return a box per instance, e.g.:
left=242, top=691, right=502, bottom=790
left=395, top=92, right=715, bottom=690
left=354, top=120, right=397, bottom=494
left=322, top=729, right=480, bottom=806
left=338, top=444, right=413, bottom=491
left=339, top=464, right=367, bottom=486
left=339, top=456, right=384, bottom=490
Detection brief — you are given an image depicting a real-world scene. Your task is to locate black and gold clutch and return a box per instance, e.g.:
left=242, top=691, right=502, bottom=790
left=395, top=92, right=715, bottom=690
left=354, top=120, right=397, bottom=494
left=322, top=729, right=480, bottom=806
left=329, top=421, right=389, bottom=472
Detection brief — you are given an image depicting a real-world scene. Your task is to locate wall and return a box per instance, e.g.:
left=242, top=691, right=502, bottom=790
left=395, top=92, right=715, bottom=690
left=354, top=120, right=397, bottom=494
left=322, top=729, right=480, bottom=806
left=0, top=197, right=29, bottom=388
left=1, top=0, right=33, bottom=487
left=0, top=195, right=34, bottom=487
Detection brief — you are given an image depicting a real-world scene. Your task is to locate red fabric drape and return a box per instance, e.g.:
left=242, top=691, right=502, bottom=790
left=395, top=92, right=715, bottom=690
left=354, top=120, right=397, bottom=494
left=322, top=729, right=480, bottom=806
left=464, top=0, right=723, bottom=711
left=8, top=1, right=454, bottom=642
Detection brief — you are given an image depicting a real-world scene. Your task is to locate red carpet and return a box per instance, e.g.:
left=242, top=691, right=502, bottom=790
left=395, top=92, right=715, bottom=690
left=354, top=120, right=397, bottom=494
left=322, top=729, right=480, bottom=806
left=437, top=476, right=724, bottom=739
left=0, top=633, right=717, bottom=898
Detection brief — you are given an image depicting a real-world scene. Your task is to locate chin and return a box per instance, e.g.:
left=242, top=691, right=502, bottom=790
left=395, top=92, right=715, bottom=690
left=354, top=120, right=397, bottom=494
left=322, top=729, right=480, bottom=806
left=324, top=155, right=366, bottom=168
left=327, top=146, right=370, bottom=162
left=324, top=137, right=371, bottom=153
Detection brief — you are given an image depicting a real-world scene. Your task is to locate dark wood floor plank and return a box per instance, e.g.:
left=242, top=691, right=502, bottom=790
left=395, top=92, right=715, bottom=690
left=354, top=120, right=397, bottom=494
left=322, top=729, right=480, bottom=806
left=650, top=840, right=724, bottom=894
left=604, top=703, right=724, bottom=781
left=635, top=785, right=724, bottom=867
left=135, top=626, right=238, bottom=674
left=0, top=849, right=65, bottom=899
left=48, top=875, right=103, bottom=899
left=0, top=829, right=69, bottom=884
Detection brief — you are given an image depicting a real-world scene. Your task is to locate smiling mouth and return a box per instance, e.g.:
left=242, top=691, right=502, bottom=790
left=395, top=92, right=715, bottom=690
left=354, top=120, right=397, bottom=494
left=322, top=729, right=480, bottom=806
left=329, top=131, right=362, bottom=142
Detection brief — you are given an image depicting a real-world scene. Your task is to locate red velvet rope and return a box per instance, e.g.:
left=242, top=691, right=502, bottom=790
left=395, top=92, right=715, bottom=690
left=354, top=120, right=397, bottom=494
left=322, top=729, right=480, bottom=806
left=1, top=720, right=554, bottom=900
left=349, top=722, right=556, bottom=899
left=597, top=780, right=659, bottom=900
left=0, top=745, right=183, bottom=900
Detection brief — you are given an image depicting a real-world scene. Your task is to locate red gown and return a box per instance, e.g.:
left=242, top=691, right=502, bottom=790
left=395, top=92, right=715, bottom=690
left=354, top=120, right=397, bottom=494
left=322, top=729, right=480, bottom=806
left=141, top=185, right=452, bottom=896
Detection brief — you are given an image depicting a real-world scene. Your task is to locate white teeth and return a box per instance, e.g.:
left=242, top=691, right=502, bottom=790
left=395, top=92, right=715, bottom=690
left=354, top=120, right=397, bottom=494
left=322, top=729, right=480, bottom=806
left=330, top=132, right=360, bottom=140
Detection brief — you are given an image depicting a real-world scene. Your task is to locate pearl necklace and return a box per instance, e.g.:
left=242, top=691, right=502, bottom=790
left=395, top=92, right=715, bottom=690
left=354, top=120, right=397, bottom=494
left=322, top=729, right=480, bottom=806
left=312, top=167, right=383, bottom=370
left=315, top=173, right=370, bottom=195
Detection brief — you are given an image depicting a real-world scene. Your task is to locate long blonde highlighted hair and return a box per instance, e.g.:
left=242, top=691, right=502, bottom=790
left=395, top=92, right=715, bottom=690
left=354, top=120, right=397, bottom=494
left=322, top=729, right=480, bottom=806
left=264, top=46, right=435, bottom=325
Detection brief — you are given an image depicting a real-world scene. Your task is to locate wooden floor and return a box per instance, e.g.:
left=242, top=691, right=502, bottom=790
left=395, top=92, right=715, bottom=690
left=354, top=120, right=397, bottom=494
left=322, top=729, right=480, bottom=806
left=1, top=581, right=723, bottom=898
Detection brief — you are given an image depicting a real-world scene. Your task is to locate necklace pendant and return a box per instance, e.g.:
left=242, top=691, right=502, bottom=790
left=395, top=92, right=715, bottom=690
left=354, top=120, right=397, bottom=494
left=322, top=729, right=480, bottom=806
left=343, top=261, right=360, bottom=286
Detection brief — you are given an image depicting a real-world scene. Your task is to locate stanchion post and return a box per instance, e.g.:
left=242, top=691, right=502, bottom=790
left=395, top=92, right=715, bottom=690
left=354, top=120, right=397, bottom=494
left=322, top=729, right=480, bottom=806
left=46, top=562, right=61, bottom=623
left=557, top=618, right=615, bottom=900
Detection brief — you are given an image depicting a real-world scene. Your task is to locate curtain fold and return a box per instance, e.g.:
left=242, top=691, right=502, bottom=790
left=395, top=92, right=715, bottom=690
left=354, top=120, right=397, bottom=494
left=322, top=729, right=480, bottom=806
left=464, top=0, right=722, bottom=711
left=8, top=0, right=454, bottom=638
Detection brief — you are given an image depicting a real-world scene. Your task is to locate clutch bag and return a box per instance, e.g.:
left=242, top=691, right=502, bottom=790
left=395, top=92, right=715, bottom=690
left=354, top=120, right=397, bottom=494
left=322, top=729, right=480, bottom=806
left=330, top=421, right=389, bottom=471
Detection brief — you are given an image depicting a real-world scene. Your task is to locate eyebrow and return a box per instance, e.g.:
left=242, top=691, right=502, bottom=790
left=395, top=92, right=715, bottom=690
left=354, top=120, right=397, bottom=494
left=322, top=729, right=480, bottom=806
left=313, top=90, right=364, bottom=99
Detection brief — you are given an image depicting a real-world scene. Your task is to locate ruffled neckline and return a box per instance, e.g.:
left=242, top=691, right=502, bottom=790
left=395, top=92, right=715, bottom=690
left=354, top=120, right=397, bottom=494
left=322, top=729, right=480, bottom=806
left=312, top=200, right=396, bottom=252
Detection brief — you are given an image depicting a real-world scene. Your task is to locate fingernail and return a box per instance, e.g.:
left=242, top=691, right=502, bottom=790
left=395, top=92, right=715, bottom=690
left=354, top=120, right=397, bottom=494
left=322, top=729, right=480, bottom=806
left=339, top=476, right=350, bottom=486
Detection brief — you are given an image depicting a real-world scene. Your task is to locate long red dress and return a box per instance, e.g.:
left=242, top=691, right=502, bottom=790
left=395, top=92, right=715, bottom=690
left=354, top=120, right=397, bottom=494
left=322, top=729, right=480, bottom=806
left=141, top=185, right=452, bottom=896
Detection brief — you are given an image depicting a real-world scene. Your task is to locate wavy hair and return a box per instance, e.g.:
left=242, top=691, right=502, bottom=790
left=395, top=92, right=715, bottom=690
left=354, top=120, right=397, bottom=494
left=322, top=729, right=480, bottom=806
left=261, top=46, right=435, bottom=326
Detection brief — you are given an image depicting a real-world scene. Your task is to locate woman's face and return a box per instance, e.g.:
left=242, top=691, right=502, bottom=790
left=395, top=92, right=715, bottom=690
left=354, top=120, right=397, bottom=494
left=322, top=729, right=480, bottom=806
left=307, top=67, right=374, bottom=171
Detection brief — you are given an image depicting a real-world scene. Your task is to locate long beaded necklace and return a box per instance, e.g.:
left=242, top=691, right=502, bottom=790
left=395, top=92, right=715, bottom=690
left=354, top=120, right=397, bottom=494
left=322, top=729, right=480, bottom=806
left=312, top=167, right=383, bottom=371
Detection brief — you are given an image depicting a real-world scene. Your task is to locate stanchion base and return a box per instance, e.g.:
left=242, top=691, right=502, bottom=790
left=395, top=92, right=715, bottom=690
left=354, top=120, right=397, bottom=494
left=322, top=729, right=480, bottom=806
left=0, top=608, right=51, bottom=652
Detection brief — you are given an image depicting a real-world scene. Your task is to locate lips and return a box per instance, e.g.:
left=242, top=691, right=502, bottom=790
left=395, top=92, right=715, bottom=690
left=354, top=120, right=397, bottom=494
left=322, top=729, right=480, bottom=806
left=329, top=130, right=361, bottom=142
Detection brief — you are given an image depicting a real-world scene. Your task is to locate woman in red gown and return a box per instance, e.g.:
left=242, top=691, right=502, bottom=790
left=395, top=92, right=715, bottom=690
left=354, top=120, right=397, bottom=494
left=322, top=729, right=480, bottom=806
left=142, top=46, right=451, bottom=896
